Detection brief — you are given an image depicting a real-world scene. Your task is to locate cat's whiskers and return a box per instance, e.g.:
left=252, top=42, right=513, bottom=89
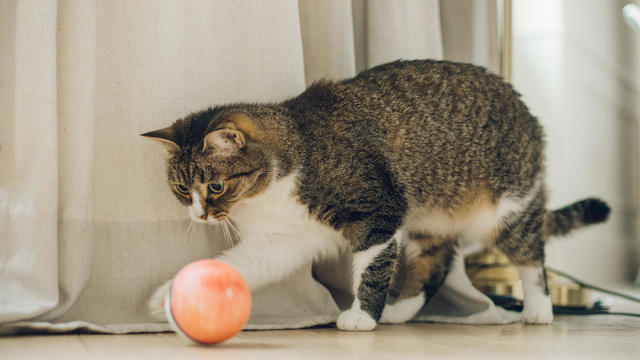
left=226, top=213, right=257, bottom=234
left=221, top=220, right=234, bottom=249
left=224, top=218, right=242, bottom=243
left=225, top=218, right=240, bottom=237
left=226, top=222, right=235, bottom=248
left=220, top=221, right=229, bottom=248
left=185, top=219, right=195, bottom=242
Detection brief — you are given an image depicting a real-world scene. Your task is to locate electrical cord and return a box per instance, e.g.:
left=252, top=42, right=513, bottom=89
left=545, top=266, right=640, bottom=304
left=554, top=308, right=640, bottom=317
left=468, top=263, right=640, bottom=317
left=489, top=294, right=640, bottom=317
left=489, top=294, right=640, bottom=318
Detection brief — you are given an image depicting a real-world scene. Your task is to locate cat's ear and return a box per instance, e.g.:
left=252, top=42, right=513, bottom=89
left=141, top=126, right=180, bottom=152
left=202, top=113, right=257, bottom=155
left=202, top=129, right=245, bottom=155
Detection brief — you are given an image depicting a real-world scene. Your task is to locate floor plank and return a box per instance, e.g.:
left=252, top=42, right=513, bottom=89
left=1, top=315, right=639, bottom=359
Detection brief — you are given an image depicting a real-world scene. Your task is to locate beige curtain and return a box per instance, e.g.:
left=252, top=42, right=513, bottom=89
left=0, top=0, right=498, bottom=333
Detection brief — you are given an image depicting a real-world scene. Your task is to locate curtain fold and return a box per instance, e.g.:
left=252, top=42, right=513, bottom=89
left=39, top=0, right=98, bottom=322
left=298, top=0, right=357, bottom=84
left=440, top=0, right=499, bottom=73
left=364, top=0, right=444, bottom=67
left=0, top=0, right=500, bottom=333
left=1, top=0, right=60, bottom=323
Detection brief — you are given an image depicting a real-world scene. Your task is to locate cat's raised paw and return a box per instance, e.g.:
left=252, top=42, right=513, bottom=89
left=336, top=309, right=377, bottom=331
left=521, top=306, right=553, bottom=325
left=148, top=280, right=172, bottom=322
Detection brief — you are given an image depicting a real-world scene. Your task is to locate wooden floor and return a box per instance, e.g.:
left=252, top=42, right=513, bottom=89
left=2, top=315, right=640, bottom=360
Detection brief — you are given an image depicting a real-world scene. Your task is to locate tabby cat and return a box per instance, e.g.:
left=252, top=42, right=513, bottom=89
left=143, top=60, right=610, bottom=331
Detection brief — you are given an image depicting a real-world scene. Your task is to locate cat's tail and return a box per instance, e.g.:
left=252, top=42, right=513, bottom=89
left=544, top=198, right=611, bottom=238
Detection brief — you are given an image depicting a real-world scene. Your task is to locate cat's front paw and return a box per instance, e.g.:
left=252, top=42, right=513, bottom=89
left=148, top=280, right=172, bottom=322
left=521, top=303, right=553, bottom=324
left=336, top=309, right=377, bottom=331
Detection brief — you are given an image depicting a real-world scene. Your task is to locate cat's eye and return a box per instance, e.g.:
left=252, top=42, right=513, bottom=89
left=208, top=182, right=225, bottom=194
left=175, top=184, right=190, bottom=195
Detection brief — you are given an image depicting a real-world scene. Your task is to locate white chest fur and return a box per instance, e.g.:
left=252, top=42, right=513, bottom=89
left=230, top=173, right=346, bottom=262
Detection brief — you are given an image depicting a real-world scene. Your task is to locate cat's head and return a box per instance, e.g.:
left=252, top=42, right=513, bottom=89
left=142, top=109, right=274, bottom=224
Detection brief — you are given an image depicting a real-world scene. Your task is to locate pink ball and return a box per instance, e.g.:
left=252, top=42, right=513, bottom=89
left=166, top=259, right=251, bottom=344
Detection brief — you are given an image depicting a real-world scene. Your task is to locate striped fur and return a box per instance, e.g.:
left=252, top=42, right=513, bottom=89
left=545, top=198, right=611, bottom=237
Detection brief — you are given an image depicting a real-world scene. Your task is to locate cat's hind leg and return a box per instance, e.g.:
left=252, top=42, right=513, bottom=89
left=515, top=264, right=552, bottom=324
left=381, top=233, right=455, bottom=324
left=494, top=190, right=553, bottom=324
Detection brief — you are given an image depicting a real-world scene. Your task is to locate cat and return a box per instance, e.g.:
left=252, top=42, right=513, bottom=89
left=142, top=59, right=610, bottom=331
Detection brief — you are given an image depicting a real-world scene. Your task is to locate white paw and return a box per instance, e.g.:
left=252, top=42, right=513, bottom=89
left=148, top=280, right=172, bottom=322
left=380, top=292, right=425, bottom=324
left=522, top=303, right=553, bottom=324
left=337, top=309, right=377, bottom=331
left=517, top=266, right=554, bottom=325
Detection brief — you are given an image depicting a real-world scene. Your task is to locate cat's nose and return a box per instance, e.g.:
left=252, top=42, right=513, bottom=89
left=198, top=215, right=207, bottom=220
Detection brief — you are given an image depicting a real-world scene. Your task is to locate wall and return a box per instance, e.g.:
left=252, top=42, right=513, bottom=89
left=512, top=0, right=640, bottom=284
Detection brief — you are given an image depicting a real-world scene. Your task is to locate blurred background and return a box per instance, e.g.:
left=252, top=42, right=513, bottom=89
left=512, top=0, right=639, bottom=284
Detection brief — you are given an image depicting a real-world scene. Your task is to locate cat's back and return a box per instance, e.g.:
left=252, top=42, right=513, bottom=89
left=289, top=59, right=532, bottom=132
left=286, top=59, right=544, bottom=205
left=344, top=60, right=522, bottom=124
left=347, top=59, right=492, bottom=91
left=288, top=59, right=542, bottom=160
